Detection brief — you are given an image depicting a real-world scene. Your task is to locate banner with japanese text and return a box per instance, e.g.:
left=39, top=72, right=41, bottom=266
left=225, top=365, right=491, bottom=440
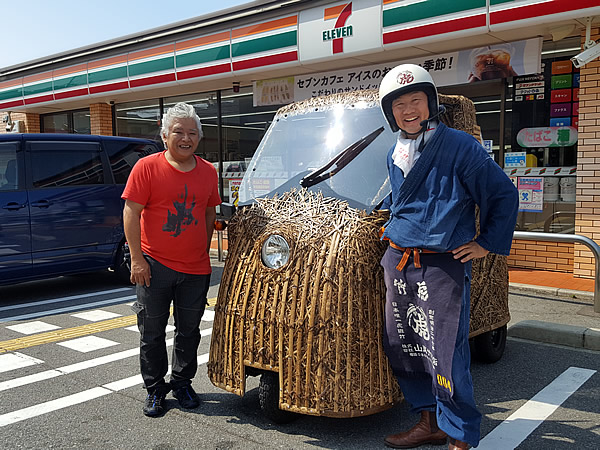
left=254, top=37, right=541, bottom=106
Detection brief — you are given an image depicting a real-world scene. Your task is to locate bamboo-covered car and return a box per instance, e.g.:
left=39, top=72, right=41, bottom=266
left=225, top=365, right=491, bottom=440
left=208, top=90, right=510, bottom=422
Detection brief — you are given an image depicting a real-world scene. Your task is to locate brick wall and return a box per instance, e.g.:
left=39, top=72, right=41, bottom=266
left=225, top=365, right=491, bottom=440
left=573, top=25, right=600, bottom=278
left=0, top=111, right=40, bottom=134
left=89, top=103, right=113, bottom=136
left=508, top=240, right=573, bottom=272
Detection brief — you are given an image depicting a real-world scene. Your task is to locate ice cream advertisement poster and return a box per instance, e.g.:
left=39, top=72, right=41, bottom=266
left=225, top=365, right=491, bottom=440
left=518, top=177, right=544, bottom=212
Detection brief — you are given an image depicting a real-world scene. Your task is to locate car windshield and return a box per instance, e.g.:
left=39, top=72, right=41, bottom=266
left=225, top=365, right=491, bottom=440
left=238, top=97, right=396, bottom=213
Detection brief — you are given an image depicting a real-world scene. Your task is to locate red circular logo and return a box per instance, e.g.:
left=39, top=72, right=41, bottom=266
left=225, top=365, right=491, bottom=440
left=396, top=71, right=414, bottom=86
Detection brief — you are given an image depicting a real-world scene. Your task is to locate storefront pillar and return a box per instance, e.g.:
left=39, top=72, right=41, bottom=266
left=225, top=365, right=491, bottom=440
left=574, top=25, right=600, bottom=278
left=90, top=103, right=113, bottom=136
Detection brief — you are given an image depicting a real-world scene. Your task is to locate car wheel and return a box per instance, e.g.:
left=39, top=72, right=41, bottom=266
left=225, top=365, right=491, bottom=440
left=258, top=371, right=297, bottom=424
left=471, top=325, right=507, bottom=363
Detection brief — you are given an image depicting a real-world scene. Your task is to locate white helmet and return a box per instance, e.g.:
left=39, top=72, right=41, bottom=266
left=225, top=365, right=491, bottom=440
left=379, top=64, right=440, bottom=133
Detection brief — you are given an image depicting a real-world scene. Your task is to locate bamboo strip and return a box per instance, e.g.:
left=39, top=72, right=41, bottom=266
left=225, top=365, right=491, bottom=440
left=333, top=264, right=345, bottom=412
left=246, top=279, right=263, bottom=364
left=315, top=229, right=340, bottom=410
left=257, top=278, right=270, bottom=365
left=294, top=248, right=316, bottom=405
left=284, top=258, right=302, bottom=406
left=304, top=241, right=328, bottom=408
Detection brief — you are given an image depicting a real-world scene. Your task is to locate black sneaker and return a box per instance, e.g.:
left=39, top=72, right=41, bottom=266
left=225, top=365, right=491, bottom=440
left=143, top=392, right=166, bottom=417
left=172, top=385, right=200, bottom=409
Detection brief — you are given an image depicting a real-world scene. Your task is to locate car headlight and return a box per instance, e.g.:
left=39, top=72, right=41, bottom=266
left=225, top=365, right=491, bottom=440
left=261, top=235, right=290, bottom=269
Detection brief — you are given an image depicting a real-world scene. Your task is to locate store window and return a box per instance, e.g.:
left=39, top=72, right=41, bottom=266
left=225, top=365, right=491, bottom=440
left=220, top=85, right=278, bottom=203
left=508, top=37, right=580, bottom=234
left=41, top=109, right=90, bottom=134
left=115, top=99, right=161, bottom=141
left=164, top=92, right=219, bottom=163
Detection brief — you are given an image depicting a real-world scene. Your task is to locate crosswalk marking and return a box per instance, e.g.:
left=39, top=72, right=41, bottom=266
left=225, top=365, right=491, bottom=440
left=57, top=336, right=120, bottom=353
left=0, top=329, right=212, bottom=393
left=0, top=314, right=138, bottom=353
left=1, top=303, right=216, bottom=353
left=6, top=321, right=61, bottom=335
left=71, top=310, right=122, bottom=322
left=0, top=353, right=210, bottom=427
left=477, top=367, right=597, bottom=449
left=0, top=352, right=45, bottom=374
left=0, top=387, right=112, bottom=428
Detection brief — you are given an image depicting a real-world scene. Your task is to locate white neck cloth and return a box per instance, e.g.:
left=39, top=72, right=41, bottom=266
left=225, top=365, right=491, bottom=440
left=391, top=121, right=438, bottom=176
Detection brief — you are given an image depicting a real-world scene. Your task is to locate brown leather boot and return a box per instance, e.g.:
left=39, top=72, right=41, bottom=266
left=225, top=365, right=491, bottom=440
left=448, top=438, right=470, bottom=449
left=384, top=410, right=448, bottom=448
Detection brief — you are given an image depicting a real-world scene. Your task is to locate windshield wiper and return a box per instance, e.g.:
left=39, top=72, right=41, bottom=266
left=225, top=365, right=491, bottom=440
left=300, top=126, right=384, bottom=188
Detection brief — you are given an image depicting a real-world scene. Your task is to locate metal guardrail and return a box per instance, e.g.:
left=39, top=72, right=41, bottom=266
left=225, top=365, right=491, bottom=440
left=513, top=231, right=600, bottom=313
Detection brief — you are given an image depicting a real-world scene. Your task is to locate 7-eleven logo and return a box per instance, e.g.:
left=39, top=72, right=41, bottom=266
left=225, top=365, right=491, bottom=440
left=322, top=3, right=353, bottom=54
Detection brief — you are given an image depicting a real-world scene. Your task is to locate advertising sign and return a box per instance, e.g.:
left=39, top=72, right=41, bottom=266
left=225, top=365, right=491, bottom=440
left=518, top=177, right=544, bottom=212
left=253, top=77, right=294, bottom=106
left=229, top=179, right=242, bottom=206
left=504, top=152, right=526, bottom=167
left=516, top=126, right=578, bottom=148
left=483, top=140, right=493, bottom=153
left=286, top=37, right=541, bottom=102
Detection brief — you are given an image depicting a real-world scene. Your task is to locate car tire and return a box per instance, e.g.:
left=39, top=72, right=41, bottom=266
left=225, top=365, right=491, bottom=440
left=471, top=325, right=507, bottom=364
left=258, top=371, right=297, bottom=424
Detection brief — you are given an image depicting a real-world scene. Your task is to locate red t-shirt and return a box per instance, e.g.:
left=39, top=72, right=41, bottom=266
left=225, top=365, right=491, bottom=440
left=122, top=151, right=221, bottom=274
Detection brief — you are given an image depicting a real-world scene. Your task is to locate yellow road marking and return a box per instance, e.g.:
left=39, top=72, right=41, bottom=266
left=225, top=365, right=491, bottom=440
left=0, top=297, right=217, bottom=354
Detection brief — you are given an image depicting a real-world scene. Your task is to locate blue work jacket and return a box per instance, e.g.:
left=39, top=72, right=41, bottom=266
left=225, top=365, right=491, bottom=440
left=380, top=123, right=518, bottom=255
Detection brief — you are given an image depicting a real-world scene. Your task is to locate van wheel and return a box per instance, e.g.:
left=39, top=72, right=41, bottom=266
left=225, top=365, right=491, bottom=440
left=258, top=371, right=297, bottom=424
left=114, top=243, right=131, bottom=284
left=471, top=325, right=507, bottom=363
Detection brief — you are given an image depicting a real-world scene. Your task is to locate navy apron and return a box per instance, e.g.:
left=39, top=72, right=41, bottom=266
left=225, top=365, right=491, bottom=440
left=381, top=246, right=464, bottom=403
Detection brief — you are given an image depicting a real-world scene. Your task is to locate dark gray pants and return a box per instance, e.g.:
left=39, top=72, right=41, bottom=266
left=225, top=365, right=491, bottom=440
left=132, top=256, right=210, bottom=394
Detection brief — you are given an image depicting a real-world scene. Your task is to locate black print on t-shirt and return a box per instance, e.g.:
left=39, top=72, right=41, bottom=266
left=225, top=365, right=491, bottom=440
left=163, top=184, right=198, bottom=237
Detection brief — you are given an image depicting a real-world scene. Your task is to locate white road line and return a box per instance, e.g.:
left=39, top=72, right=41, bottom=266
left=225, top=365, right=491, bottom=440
left=0, top=295, right=137, bottom=322
left=0, top=288, right=132, bottom=312
left=0, top=328, right=212, bottom=392
left=478, top=367, right=597, bottom=449
left=56, top=336, right=120, bottom=353
left=0, top=352, right=45, bottom=374
left=0, top=387, right=112, bottom=427
left=0, top=353, right=210, bottom=427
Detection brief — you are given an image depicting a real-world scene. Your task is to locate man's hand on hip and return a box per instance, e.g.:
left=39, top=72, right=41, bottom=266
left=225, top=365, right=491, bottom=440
left=452, top=241, right=489, bottom=263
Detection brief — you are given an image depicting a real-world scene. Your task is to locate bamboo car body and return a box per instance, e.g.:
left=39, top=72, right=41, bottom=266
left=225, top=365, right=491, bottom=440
left=208, top=90, right=510, bottom=418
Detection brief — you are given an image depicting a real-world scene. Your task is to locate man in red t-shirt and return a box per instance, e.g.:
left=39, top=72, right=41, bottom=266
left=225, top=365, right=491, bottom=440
left=122, top=102, right=221, bottom=417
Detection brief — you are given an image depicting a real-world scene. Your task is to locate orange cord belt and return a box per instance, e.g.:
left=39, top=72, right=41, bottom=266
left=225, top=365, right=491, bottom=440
left=380, top=226, right=440, bottom=271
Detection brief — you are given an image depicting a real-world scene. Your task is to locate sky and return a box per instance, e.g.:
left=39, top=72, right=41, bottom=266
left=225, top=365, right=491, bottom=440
left=1, top=0, right=252, bottom=69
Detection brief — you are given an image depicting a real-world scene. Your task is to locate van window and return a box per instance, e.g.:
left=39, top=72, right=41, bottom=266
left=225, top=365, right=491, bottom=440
left=30, top=141, right=104, bottom=188
left=104, top=140, right=159, bottom=184
left=0, top=142, right=19, bottom=191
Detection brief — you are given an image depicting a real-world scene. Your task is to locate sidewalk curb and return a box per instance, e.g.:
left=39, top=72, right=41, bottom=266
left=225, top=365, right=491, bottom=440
left=508, top=319, right=600, bottom=351
left=509, top=282, right=593, bottom=300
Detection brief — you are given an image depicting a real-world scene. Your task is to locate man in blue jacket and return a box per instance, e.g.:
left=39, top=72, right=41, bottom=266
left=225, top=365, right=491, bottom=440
left=378, top=64, right=518, bottom=450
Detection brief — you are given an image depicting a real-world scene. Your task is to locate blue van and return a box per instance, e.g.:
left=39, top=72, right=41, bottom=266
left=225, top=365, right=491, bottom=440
left=0, top=134, right=161, bottom=285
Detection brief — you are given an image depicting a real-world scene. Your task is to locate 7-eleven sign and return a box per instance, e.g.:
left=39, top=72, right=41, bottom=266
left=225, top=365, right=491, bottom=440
left=323, top=3, right=353, bottom=54
left=299, top=0, right=382, bottom=63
